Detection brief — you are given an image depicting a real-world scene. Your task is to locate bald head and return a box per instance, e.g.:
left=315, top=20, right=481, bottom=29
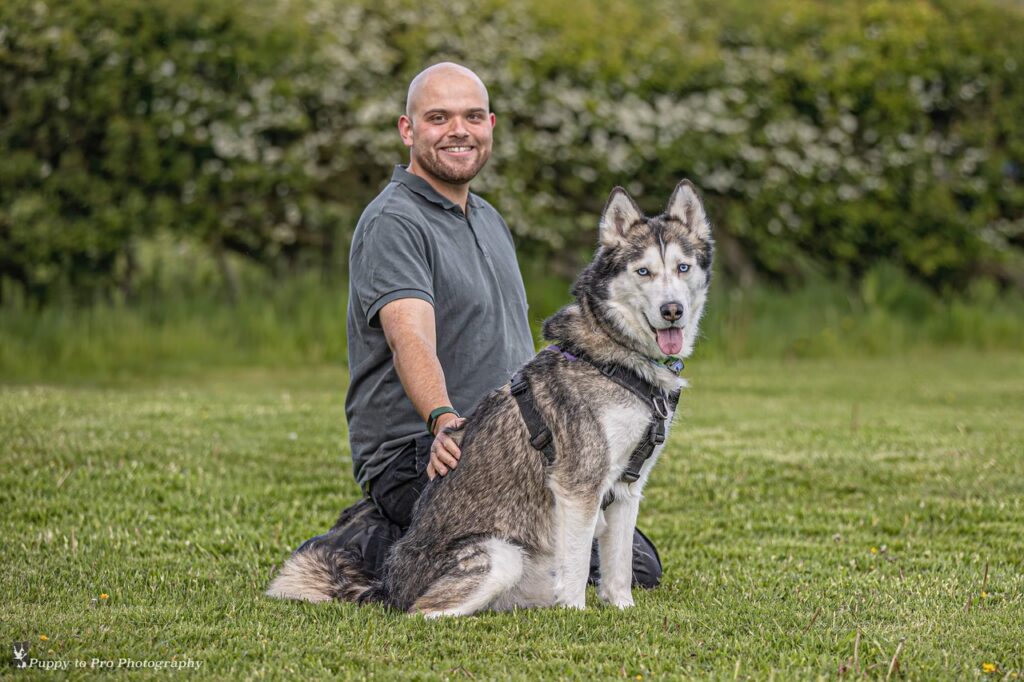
left=405, top=62, right=490, bottom=121
left=398, top=62, right=495, bottom=195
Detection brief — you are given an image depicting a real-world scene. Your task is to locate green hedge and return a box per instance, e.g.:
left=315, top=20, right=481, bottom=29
left=2, top=0, right=1023, bottom=302
left=0, top=0, right=345, bottom=302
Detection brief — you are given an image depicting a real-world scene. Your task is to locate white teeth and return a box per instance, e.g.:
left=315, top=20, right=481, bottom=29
left=443, top=146, right=472, bottom=152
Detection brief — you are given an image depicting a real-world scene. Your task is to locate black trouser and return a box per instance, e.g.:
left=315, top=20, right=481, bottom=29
left=365, top=434, right=662, bottom=588
left=366, top=434, right=435, bottom=530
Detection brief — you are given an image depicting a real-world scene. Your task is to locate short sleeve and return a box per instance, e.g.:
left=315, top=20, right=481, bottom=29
left=350, top=213, right=434, bottom=328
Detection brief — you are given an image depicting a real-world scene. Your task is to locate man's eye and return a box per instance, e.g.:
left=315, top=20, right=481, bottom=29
left=636, top=267, right=650, bottom=277
left=678, top=263, right=691, bottom=273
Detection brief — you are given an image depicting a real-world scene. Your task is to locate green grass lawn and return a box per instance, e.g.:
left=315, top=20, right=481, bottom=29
left=2, top=352, right=1022, bottom=679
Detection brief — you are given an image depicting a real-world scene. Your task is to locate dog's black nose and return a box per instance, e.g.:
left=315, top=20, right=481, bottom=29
left=660, top=302, right=683, bottom=322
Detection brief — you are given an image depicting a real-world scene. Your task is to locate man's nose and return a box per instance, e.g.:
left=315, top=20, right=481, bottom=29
left=660, top=302, right=683, bottom=322
left=448, top=117, right=469, bottom=136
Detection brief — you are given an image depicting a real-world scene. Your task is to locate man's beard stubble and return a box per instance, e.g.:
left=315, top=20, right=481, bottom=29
left=414, top=141, right=490, bottom=186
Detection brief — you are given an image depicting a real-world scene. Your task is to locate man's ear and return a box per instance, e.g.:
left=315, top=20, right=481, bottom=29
left=398, top=115, right=414, bottom=148
left=599, top=187, right=644, bottom=248
left=666, top=179, right=711, bottom=241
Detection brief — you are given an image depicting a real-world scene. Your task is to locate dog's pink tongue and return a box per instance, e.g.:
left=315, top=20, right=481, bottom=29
left=656, top=328, right=683, bottom=355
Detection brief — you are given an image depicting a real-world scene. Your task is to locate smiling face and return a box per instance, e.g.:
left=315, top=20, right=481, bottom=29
left=399, top=64, right=495, bottom=189
left=575, top=181, right=714, bottom=360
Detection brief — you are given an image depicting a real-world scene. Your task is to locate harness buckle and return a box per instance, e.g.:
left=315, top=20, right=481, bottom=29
left=648, top=420, right=666, bottom=445
left=652, top=395, right=670, bottom=419
left=530, top=428, right=553, bottom=451
left=510, top=375, right=529, bottom=396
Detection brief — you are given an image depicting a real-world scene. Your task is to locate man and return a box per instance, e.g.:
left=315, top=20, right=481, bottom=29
left=326, top=62, right=661, bottom=587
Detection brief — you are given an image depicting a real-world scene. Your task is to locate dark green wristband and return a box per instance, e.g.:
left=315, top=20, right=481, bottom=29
left=427, top=406, right=459, bottom=435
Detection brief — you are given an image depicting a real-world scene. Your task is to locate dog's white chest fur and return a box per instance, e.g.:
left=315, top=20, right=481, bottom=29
left=598, top=400, right=655, bottom=483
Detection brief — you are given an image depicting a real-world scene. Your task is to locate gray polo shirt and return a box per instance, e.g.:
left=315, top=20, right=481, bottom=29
left=346, top=165, right=535, bottom=487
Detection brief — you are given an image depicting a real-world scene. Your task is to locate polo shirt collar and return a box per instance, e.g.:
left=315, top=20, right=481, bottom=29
left=392, top=165, right=482, bottom=212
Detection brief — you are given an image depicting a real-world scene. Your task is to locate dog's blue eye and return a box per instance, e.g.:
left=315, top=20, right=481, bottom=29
left=636, top=267, right=650, bottom=277
left=678, top=263, right=691, bottom=273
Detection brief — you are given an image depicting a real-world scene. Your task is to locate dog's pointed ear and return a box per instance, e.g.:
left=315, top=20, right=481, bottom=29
left=599, top=187, right=644, bottom=248
left=666, top=180, right=711, bottom=241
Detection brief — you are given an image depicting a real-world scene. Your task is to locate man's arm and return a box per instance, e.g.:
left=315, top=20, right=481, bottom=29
left=378, top=298, right=464, bottom=479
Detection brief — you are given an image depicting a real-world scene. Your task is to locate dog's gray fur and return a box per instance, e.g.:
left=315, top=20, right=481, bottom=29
left=268, top=180, right=714, bottom=615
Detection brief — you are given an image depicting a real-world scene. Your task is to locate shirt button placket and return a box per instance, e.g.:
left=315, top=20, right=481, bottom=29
left=465, top=212, right=493, bottom=266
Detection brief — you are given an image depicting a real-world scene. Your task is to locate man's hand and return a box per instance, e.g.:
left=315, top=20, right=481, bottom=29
left=427, top=413, right=466, bottom=480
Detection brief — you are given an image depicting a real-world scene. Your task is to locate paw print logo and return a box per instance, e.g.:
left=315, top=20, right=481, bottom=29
left=12, top=642, right=30, bottom=669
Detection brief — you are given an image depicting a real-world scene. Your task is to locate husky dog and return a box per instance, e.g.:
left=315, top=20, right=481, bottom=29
left=268, top=180, right=713, bottom=615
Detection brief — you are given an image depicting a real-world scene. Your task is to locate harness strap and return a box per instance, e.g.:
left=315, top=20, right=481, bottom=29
left=552, top=344, right=680, bottom=483
left=556, top=343, right=679, bottom=416
left=620, top=418, right=667, bottom=483
left=510, top=371, right=556, bottom=465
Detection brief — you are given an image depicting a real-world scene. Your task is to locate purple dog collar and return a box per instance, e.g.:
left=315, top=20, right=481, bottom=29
left=545, top=344, right=577, bottom=362
left=546, top=343, right=682, bottom=375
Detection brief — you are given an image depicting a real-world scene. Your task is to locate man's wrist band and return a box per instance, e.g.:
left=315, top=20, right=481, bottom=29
left=427, top=406, right=459, bottom=435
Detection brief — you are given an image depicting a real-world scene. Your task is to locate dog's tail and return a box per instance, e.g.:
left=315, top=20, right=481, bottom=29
left=266, top=544, right=376, bottom=603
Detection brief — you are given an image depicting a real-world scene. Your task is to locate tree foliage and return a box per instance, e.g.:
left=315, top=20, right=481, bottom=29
left=2, top=0, right=1023, bottom=302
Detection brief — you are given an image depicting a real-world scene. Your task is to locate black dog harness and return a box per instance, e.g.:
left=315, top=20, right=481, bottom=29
left=510, top=344, right=681, bottom=483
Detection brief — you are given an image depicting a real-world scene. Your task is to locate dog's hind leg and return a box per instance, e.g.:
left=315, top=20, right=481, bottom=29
left=410, top=538, right=524, bottom=618
left=492, top=553, right=555, bottom=610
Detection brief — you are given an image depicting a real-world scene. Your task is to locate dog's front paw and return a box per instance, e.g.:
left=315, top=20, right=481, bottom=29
left=553, top=588, right=587, bottom=610
left=597, top=586, right=634, bottom=609
left=554, top=594, right=587, bottom=610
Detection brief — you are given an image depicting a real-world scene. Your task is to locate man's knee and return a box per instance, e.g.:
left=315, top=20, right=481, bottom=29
left=368, top=435, right=433, bottom=529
